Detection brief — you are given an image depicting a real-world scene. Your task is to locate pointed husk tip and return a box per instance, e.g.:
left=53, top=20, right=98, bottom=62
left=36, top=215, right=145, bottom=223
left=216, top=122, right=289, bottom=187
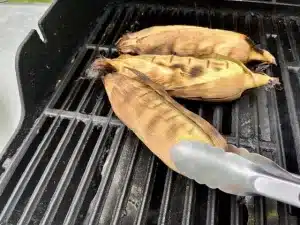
left=268, top=77, right=282, bottom=90
left=85, top=56, right=115, bottom=80
left=262, top=50, right=277, bottom=65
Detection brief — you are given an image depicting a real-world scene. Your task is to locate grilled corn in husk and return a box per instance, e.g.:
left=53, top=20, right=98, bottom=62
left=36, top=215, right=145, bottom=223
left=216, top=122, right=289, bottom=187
left=116, top=25, right=276, bottom=64
left=92, top=54, right=280, bottom=102
left=101, top=70, right=242, bottom=173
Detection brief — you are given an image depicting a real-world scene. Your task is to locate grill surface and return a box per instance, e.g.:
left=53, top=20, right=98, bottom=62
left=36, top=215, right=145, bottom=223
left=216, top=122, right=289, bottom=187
left=1, top=3, right=300, bottom=225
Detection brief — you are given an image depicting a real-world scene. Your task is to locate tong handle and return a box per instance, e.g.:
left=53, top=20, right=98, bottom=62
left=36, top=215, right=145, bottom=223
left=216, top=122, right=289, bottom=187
left=254, top=176, right=300, bottom=207
left=239, top=150, right=300, bottom=184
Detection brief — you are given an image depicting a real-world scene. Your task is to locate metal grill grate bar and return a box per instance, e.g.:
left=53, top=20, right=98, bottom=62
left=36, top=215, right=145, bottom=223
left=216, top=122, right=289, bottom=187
left=205, top=106, right=217, bottom=225
left=99, top=7, right=124, bottom=45
left=182, top=179, right=195, bottom=225
left=51, top=7, right=119, bottom=112
left=230, top=13, right=243, bottom=225
left=80, top=81, right=105, bottom=114
left=284, top=18, right=300, bottom=63
left=268, top=17, right=298, bottom=219
left=91, top=89, right=107, bottom=116
left=111, top=7, right=135, bottom=44
left=84, top=125, right=126, bottom=225
left=0, top=114, right=48, bottom=195
left=258, top=16, right=285, bottom=167
left=230, top=102, right=241, bottom=225
left=45, top=108, right=122, bottom=126
left=46, top=7, right=113, bottom=109
left=76, top=79, right=97, bottom=111
left=157, top=169, right=173, bottom=225
left=257, top=16, right=286, bottom=225
left=0, top=117, right=62, bottom=222
left=63, top=111, right=113, bottom=225
left=59, top=62, right=97, bottom=111
left=85, top=45, right=117, bottom=54
left=63, top=80, right=85, bottom=110
left=273, top=18, right=300, bottom=167
left=278, top=16, right=300, bottom=217
left=110, top=138, right=140, bottom=225
left=244, top=15, right=267, bottom=225
left=206, top=107, right=223, bottom=225
left=251, top=70, right=266, bottom=225
left=258, top=14, right=290, bottom=225
left=45, top=108, right=278, bottom=150
left=16, top=119, right=78, bottom=225
left=39, top=121, right=95, bottom=225
left=134, top=155, right=156, bottom=225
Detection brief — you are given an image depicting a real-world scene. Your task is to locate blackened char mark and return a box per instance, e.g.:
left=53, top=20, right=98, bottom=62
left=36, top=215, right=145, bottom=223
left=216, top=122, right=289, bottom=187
left=213, top=68, right=222, bottom=71
left=207, top=59, right=210, bottom=68
left=189, top=66, right=204, bottom=77
left=169, top=55, right=174, bottom=63
left=169, top=64, right=186, bottom=71
left=245, top=36, right=264, bottom=54
left=156, top=62, right=166, bottom=67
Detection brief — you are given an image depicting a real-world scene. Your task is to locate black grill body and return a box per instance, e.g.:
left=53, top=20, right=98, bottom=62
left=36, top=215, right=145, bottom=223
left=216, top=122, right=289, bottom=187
left=1, top=0, right=300, bottom=224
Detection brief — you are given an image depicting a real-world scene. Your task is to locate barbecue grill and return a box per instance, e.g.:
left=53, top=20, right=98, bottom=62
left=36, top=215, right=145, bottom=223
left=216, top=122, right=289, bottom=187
left=1, top=0, right=300, bottom=224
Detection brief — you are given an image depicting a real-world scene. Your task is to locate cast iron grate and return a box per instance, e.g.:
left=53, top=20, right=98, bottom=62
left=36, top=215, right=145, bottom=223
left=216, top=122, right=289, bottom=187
left=1, top=3, right=300, bottom=225
left=225, top=0, right=300, bottom=7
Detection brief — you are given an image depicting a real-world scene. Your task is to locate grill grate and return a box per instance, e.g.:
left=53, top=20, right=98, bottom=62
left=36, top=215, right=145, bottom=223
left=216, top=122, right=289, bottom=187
left=1, top=3, right=300, bottom=225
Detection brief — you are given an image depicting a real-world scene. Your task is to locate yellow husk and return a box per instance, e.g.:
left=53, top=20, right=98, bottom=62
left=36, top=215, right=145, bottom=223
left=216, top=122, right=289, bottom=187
left=102, top=71, right=231, bottom=173
left=93, top=54, right=280, bottom=102
left=116, top=25, right=276, bottom=64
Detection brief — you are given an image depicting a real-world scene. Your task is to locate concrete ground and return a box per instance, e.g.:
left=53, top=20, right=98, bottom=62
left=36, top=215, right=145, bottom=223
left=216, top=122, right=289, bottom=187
left=0, top=2, right=49, bottom=155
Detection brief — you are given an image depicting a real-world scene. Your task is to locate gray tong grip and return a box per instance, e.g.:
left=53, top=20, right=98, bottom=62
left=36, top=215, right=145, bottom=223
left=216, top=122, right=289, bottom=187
left=170, top=141, right=257, bottom=196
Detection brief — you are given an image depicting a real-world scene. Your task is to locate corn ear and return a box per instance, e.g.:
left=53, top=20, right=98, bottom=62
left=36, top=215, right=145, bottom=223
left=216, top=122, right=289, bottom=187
left=116, top=25, right=276, bottom=64
left=102, top=71, right=230, bottom=173
left=92, top=54, right=280, bottom=102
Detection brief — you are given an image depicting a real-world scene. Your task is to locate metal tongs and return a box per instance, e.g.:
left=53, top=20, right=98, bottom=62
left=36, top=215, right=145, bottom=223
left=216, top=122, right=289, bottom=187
left=170, top=141, right=300, bottom=208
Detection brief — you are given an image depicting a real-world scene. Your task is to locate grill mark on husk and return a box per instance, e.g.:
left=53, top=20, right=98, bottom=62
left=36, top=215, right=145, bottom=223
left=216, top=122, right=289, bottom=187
left=147, top=111, right=160, bottom=132
left=207, top=59, right=210, bottom=68
left=165, top=114, right=181, bottom=122
left=210, top=60, right=228, bottom=71
left=156, top=62, right=166, bottom=67
left=150, top=101, right=164, bottom=109
left=161, top=108, right=174, bottom=120
left=187, top=127, right=195, bottom=135
left=166, top=122, right=186, bottom=139
left=170, top=55, right=174, bottom=63
left=210, top=61, right=225, bottom=67
left=135, top=104, right=146, bottom=118
left=149, top=45, right=165, bottom=54
left=138, top=90, right=152, bottom=99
